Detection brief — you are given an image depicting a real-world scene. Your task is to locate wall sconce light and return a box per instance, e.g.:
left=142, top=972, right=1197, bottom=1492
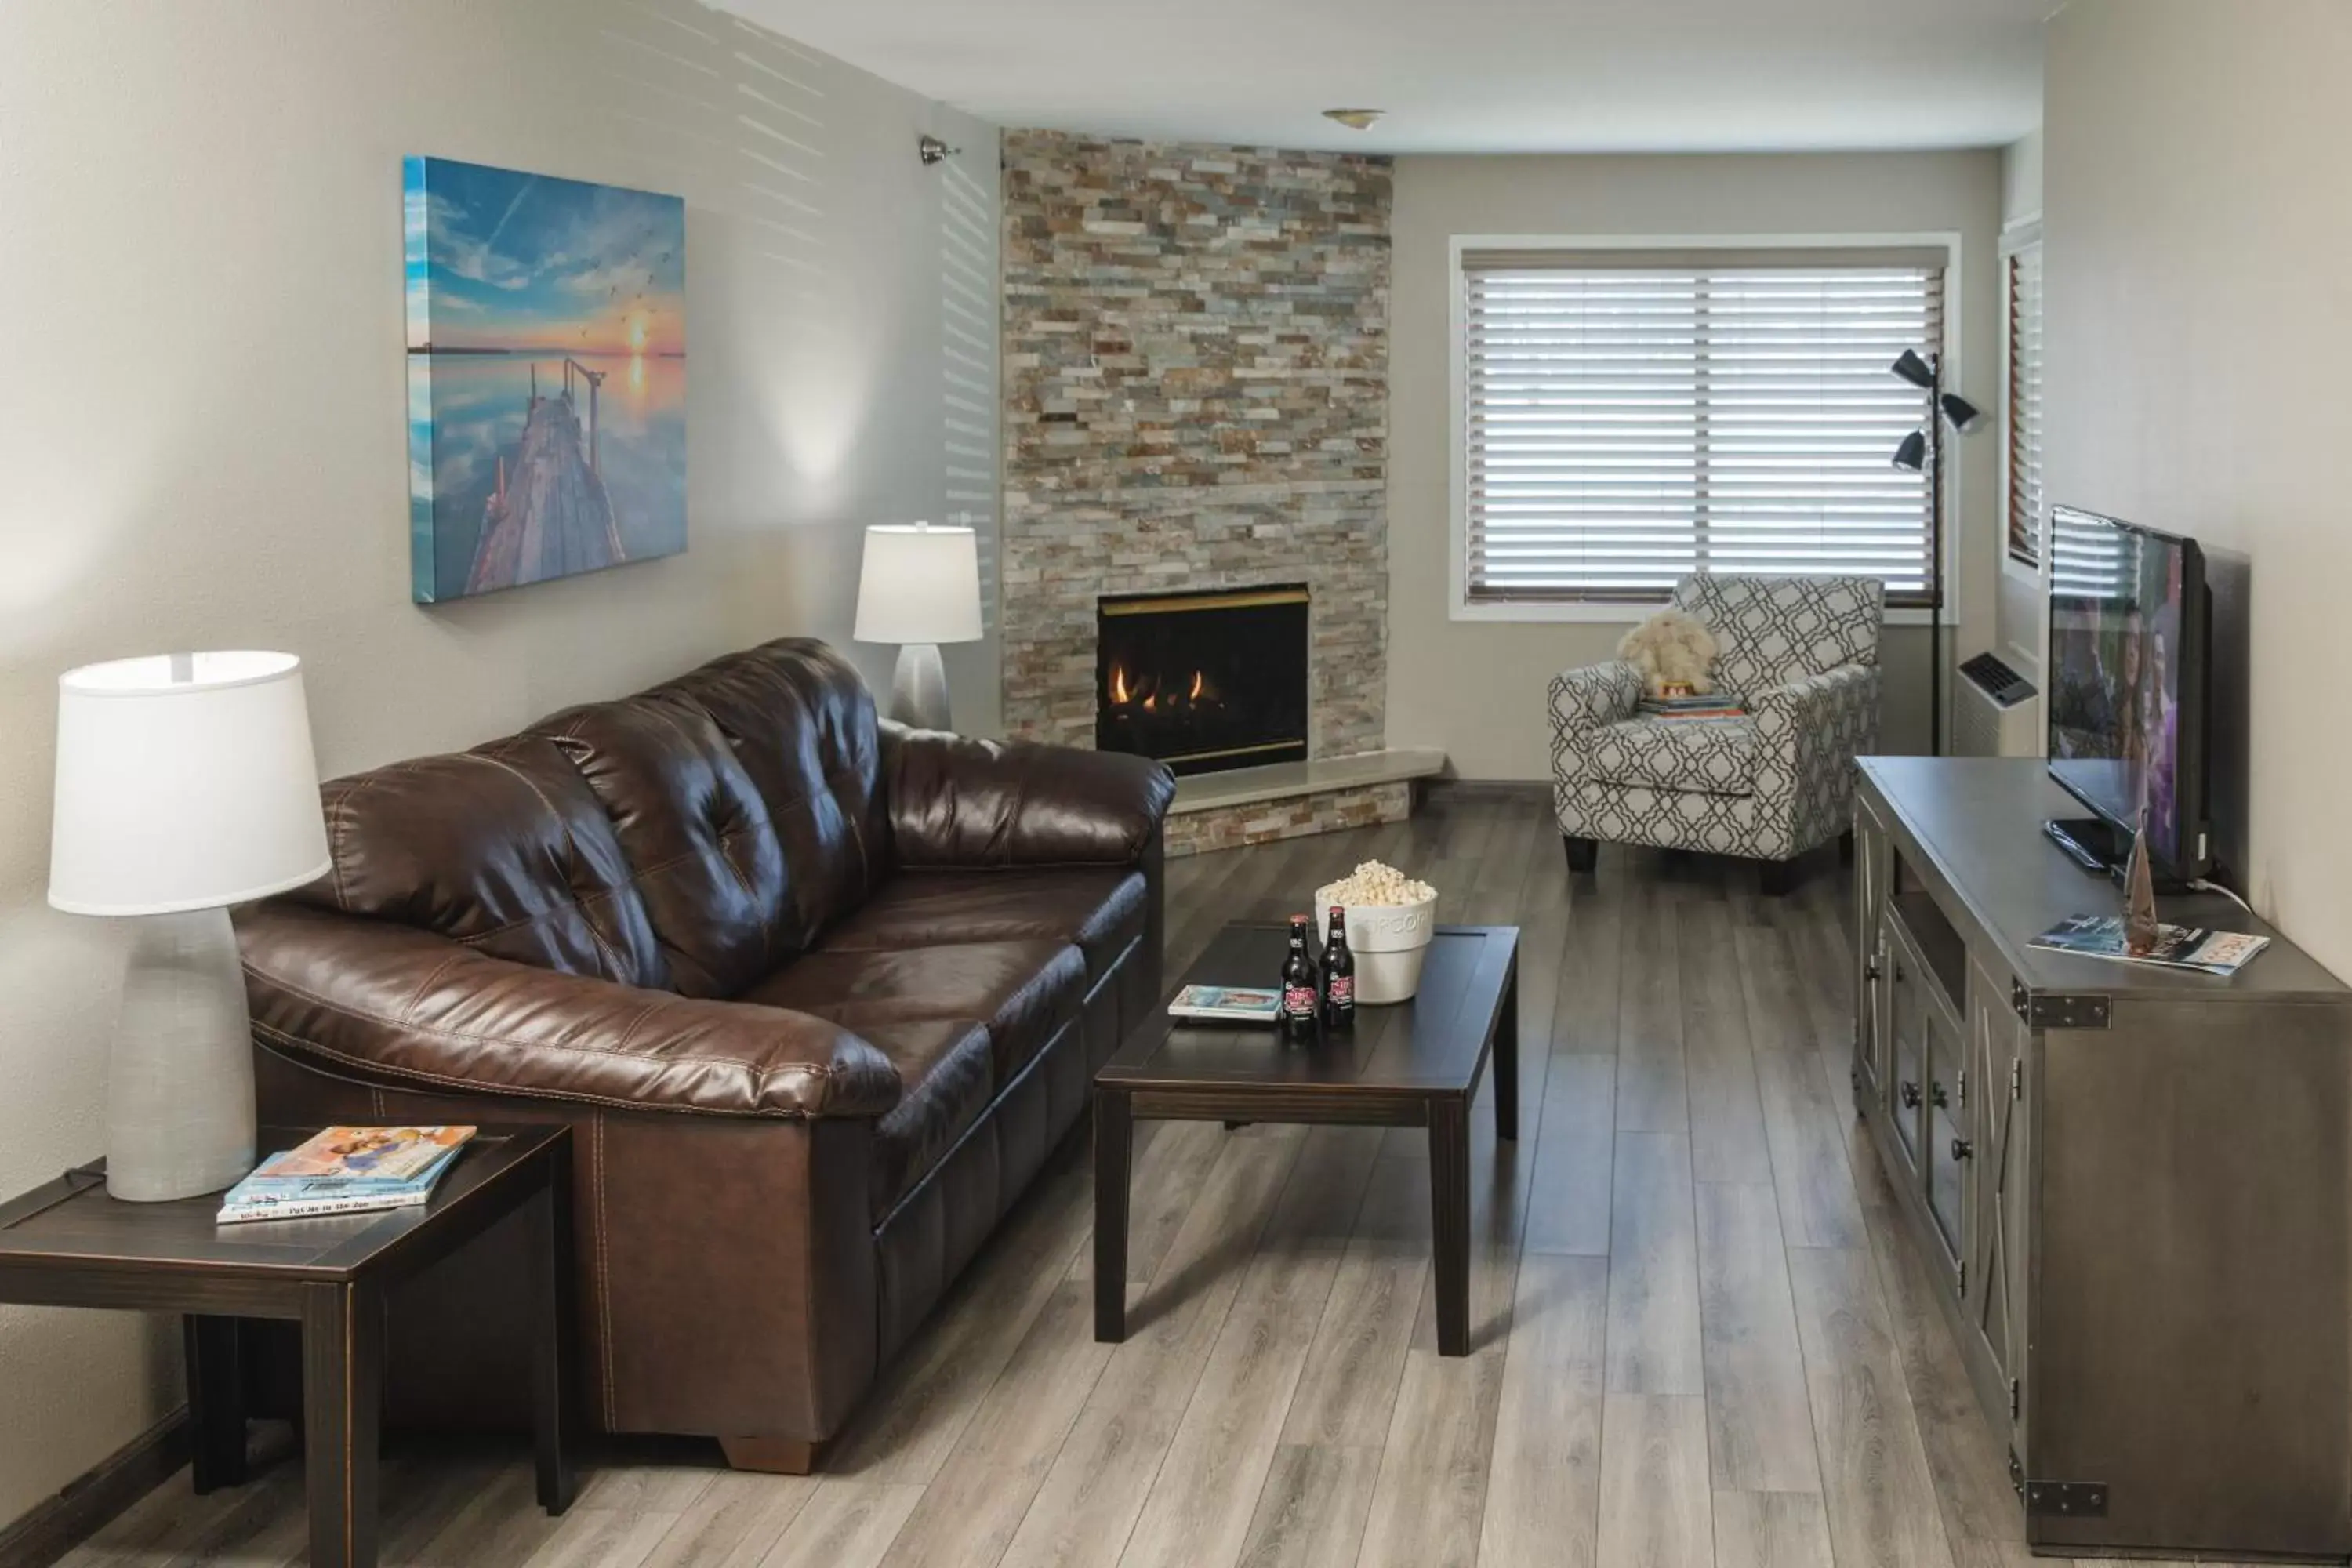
left=919, top=135, right=960, bottom=166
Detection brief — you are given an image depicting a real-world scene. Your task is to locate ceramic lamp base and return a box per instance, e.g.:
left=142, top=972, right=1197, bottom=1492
left=887, top=643, right=953, bottom=732
left=107, top=906, right=257, bottom=1202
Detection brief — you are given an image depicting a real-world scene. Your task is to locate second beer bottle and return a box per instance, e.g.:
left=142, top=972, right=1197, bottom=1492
left=1320, top=906, right=1356, bottom=1033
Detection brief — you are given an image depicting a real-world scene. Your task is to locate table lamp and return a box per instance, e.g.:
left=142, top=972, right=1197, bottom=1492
left=49, top=652, right=332, bottom=1202
left=853, top=521, right=982, bottom=731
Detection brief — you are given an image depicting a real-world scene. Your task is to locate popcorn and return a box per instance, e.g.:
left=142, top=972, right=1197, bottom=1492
left=1323, top=859, right=1436, bottom=908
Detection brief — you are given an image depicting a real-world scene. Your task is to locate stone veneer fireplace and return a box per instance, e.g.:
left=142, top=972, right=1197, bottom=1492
left=998, top=133, right=1393, bottom=767
left=1096, top=586, right=1309, bottom=775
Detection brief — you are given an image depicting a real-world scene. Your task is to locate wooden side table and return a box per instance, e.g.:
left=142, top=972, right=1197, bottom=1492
left=0, top=1123, right=578, bottom=1568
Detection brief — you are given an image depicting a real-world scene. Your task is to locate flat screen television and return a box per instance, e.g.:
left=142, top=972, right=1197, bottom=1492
left=2045, top=505, right=2211, bottom=880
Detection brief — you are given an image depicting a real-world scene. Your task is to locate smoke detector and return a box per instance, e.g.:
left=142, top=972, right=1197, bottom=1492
left=1321, top=109, right=1384, bottom=132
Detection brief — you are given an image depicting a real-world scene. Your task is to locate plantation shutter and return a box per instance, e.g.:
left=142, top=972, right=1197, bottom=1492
left=2005, top=242, right=2045, bottom=567
left=1461, top=248, right=1947, bottom=606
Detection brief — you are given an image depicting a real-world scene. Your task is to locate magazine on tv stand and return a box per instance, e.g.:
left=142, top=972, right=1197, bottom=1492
left=2027, top=913, right=2269, bottom=977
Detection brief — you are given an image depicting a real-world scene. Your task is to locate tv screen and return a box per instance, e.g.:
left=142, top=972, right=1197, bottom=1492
left=2046, top=506, right=2205, bottom=869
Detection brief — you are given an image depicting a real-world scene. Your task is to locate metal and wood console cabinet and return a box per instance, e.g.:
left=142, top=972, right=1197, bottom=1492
left=1851, top=757, right=2352, bottom=1561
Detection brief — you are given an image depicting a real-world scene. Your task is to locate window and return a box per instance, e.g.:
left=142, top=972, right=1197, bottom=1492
left=2005, top=241, right=2045, bottom=568
left=1457, top=245, right=1947, bottom=608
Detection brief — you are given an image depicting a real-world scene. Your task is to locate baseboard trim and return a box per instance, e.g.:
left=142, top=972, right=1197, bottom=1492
left=0, top=1408, right=187, bottom=1568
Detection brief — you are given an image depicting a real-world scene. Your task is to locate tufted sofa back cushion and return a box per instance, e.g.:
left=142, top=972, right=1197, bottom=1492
left=1671, top=574, right=1886, bottom=695
left=290, top=735, right=670, bottom=989
left=529, top=692, right=794, bottom=999
left=655, top=640, right=887, bottom=945
left=291, top=640, right=887, bottom=996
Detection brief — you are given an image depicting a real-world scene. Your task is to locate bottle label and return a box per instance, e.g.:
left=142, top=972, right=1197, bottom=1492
left=1326, top=976, right=1353, bottom=1007
left=1283, top=984, right=1318, bottom=1018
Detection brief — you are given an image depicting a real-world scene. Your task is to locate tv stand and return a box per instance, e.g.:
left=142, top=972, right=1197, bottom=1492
left=1853, top=757, right=2352, bottom=1559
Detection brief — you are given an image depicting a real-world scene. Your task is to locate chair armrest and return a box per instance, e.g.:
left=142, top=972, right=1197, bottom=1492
left=237, top=903, right=902, bottom=1120
left=1752, top=664, right=1882, bottom=764
left=882, top=724, right=1176, bottom=868
left=1548, top=659, right=1645, bottom=775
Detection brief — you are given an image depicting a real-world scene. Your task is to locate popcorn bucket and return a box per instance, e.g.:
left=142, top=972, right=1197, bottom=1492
left=1312, top=883, right=1439, bottom=1004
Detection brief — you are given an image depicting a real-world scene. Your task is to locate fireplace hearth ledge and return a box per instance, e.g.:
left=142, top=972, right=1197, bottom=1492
left=1168, top=747, right=1447, bottom=817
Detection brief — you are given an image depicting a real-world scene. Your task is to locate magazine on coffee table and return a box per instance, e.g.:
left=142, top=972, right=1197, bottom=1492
left=2028, top=913, right=2270, bottom=977
left=1168, top=985, right=1282, bottom=1024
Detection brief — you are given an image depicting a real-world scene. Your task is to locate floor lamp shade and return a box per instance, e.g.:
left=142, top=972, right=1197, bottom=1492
left=50, top=651, right=332, bottom=915
left=855, top=524, right=982, bottom=731
left=48, top=651, right=332, bottom=1202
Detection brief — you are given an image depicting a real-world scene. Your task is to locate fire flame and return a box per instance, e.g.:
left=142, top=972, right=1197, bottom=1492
left=1189, top=670, right=1204, bottom=700
left=1110, top=665, right=1130, bottom=706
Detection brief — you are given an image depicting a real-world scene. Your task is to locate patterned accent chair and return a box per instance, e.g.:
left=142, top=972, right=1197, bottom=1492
left=1549, top=575, right=1885, bottom=892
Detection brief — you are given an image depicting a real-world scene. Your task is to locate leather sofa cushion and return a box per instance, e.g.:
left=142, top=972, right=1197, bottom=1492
left=287, top=735, right=670, bottom=989
left=859, top=1019, right=994, bottom=1222
left=532, top=694, right=797, bottom=998
left=656, top=641, right=888, bottom=942
left=742, top=938, right=1085, bottom=1085
left=817, top=869, right=1147, bottom=986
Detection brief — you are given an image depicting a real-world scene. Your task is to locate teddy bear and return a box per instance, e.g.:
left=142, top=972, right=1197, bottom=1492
left=1616, top=608, right=1720, bottom=699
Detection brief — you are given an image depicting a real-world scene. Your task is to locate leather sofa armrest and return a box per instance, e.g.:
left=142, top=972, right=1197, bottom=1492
left=881, top=723, right=1177, bottom=868
left=237, top=902, right=902, bottom=1120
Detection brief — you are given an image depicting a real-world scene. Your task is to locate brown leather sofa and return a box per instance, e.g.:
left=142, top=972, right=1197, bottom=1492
left=234, top=639, right=1173, bottom=1469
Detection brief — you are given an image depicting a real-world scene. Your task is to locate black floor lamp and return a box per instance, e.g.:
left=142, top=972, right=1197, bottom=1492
left=1889, top=349, right=1984, bottom=757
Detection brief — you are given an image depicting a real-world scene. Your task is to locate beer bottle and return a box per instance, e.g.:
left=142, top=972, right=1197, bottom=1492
left=1279, top=915, right=1319, bottom=1040
left=1320, top=906, right=1356, bottom=1032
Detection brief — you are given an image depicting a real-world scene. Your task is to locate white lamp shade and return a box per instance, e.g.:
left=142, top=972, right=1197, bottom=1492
left=49, top=652, right=332, bottom=916
left=854, top=524, right=983, bottom=645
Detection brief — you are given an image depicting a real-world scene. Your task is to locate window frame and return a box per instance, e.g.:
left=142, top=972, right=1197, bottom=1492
left=1999, top=220, right=2045, bottom=583
left=1447, top=231, right=1965, bottom=626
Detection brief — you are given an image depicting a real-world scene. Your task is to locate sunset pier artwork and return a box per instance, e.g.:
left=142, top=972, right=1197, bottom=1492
left=404, top=155, right=686, bottom=603
left=466, top=359, right=624, bottom=597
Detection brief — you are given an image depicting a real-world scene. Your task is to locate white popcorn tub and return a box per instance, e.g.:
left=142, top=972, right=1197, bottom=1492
left=1312, top=883, right=1439, bottom=1004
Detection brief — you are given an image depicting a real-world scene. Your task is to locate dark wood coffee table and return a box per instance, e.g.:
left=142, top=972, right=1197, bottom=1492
left=0, top=1123, right=577, bottom=1568
left=1094, top=922, right=1519, bottom=1357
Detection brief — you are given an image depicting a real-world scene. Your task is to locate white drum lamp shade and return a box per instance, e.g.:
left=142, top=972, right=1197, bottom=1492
left=854, top=524, right=982, bottom=731
left=48, top=651, right=332, bottom=1202
left=852, top=524, right=983, bottom=645
left=51, top=652, right=332, bottom=915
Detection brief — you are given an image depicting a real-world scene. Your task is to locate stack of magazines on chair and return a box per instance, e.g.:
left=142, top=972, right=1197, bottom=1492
left=1639, top=690, right=1748, bottom=721
left=216, top=1126, right=476, bottom=1225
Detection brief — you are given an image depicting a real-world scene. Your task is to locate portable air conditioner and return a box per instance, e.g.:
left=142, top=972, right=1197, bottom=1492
left=1954, top=651, right=2041, bottom=757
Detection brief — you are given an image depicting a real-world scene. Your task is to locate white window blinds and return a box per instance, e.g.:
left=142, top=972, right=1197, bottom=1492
left=1460, top=249, right=1947, bottom=606
left=2005, top=242, right=2045, bottom=567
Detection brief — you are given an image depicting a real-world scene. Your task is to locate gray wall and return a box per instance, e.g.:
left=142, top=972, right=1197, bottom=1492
left=1384, top=150, right=2007, bottom=778
left=0, top=0, right=993, bottom=1526
left=2044, top=0, right=2352, bottom=970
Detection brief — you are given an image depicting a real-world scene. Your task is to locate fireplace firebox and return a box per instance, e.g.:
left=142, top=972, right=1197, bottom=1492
left=1096, top=586, right=1308, bottom=776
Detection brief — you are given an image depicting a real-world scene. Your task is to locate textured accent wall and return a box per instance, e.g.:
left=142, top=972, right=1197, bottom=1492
left=1000, top=132, right=1392, bottom=757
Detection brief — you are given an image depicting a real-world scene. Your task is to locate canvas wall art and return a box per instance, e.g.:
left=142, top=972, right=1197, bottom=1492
left=404, top=156, right=686, bottom=603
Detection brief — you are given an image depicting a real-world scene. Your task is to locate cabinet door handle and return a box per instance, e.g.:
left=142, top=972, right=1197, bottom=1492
left=1951, top=1138, right=1975, bottom=1161
left=1864, top=960, right=1882, bottom=982
left=1900, top=1081, right=1922, bottom=1109
left=1930, top=1082, right=1950, bottom=1109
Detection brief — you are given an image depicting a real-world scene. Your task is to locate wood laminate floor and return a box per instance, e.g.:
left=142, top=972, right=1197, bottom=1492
left=57, top=795, right=2182, bottom=1568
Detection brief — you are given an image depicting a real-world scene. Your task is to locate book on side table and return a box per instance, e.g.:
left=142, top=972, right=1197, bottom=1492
left=216, top=1125, right=476, bottom=1223
left=1167, top=984, right=1282, bottom=1024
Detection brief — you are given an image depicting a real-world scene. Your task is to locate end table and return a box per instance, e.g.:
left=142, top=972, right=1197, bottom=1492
left=0, top=1123, right=578, bottom=1568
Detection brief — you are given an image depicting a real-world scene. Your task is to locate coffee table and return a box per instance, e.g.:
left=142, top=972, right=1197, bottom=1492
left=1094, top=922, right=1519, bottom=1357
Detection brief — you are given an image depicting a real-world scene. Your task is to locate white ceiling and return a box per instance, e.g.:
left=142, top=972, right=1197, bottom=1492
left=713, top=0, right=2047, bottom=155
